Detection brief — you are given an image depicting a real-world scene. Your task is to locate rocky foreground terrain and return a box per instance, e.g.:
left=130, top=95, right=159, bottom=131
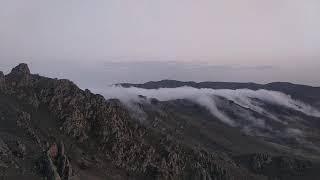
left=0, top=64, right=320, bottom=180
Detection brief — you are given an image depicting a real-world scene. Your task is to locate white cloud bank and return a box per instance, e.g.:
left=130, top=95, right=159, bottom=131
left=92, top=86, right=320, bottom=150
left=97, top=86, right=320, bottom=119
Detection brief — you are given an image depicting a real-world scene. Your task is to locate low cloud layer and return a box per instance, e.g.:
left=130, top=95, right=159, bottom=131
left=94, top=86, right=320, bottom=150
left=98, top=86, right=320, bottom=119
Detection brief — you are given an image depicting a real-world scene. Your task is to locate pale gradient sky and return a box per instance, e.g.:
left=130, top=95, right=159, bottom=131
left=0, top=0, right=319, bottom=87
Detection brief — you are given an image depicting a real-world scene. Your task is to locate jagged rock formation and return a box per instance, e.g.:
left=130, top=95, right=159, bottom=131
left=0, top=63, right=319, bottom=180
left=42, top=141, right=73, bottom=180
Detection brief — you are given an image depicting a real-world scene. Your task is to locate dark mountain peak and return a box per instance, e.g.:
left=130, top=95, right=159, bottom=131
left=5, top=63, right=31, bottom=87
left=10, top=63, right=30, bottom=75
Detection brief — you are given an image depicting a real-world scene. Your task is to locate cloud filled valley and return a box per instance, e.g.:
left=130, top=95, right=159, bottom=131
left=94, top=86, right=320, bottom=151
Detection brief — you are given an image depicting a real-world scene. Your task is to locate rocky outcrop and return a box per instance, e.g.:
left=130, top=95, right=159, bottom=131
left=43, top=142, right=73, bottom=180
left=5, top=63, right=31, bottom=88
left=2, top=63, right=40, bottom=109
left=10, top=63, right=30, bottom=75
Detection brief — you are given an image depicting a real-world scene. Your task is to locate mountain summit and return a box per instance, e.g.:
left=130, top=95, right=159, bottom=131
left=10, top=63, right=30, bottom=75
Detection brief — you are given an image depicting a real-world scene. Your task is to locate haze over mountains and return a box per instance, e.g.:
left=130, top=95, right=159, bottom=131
left=1, top=63, right=320, bottom=180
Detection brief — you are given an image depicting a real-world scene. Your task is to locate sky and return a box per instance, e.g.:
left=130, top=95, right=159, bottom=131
left=0, top=0, right=319, bottom=88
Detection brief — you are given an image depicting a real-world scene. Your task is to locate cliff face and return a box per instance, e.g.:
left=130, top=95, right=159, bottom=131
left=0, top=64, right=318, bottom=180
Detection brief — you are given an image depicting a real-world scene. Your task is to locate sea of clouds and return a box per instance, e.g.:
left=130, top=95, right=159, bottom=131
left=92, top=86, right=320, bottom=148
left=96, top=86, right=320, bottom=119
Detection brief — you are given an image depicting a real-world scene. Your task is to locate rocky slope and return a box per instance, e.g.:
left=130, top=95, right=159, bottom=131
left=0, top=64, right=319, bottom=180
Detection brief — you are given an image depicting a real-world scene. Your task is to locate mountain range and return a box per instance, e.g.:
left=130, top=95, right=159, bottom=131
left=0, top=64, right=319, bottom=180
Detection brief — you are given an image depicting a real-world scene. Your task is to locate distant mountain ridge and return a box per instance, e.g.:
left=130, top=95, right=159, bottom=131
left=119, top=80, right=320, bottom=107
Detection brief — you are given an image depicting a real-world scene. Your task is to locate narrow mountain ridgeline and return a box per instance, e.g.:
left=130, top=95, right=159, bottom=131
left=0, top=64, right=319, bottom=180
